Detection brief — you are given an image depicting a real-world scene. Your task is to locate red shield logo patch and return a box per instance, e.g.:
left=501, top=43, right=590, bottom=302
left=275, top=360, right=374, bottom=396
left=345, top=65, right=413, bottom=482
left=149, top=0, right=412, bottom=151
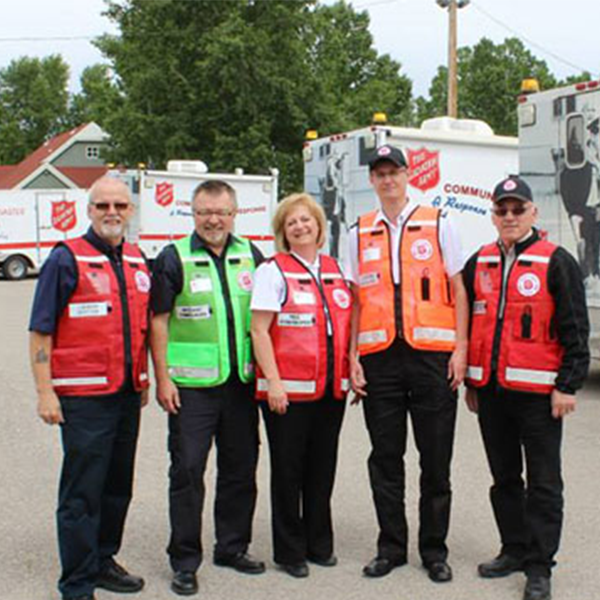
left=52, top=201, right=77, bottom=232
left=407, top=148, right=440, bottom=192
left=155, top=182, right=174, bottom=207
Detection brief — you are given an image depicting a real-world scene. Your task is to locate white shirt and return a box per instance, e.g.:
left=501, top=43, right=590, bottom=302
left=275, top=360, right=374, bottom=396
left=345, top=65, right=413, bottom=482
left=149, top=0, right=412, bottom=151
left=343, top=200, right=467, bottom=285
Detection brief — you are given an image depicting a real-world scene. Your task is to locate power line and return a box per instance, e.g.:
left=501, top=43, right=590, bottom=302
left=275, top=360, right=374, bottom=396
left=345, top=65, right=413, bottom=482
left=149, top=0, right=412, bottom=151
left=471, top=1, right=594, bottom=76
left=0, top=35, right=99, bottom=43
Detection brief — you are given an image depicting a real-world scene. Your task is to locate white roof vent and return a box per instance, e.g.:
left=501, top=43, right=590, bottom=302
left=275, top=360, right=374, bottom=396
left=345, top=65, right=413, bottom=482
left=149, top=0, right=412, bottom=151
left=167, top=160, right=208, bottom=174
left=421, top=117, right=494, bottom=136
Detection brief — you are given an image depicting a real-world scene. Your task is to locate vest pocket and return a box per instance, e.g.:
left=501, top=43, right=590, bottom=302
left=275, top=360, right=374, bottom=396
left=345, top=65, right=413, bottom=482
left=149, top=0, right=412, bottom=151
left=167, top=342, right=221, bottom=385
left=51, top=346, right=110, bottom=392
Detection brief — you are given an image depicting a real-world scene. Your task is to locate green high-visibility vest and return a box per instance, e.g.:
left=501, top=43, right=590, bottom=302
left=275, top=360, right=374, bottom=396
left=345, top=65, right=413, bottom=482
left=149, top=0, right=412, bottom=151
left=167, top=235, right=256, bottom=387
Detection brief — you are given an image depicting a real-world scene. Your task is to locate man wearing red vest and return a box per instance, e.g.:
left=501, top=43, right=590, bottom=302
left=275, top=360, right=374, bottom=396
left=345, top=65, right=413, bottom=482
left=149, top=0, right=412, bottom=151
left=347, top=145, right=469, bottom=583
left=29, top=177, right=150, bottom=600
left=463, top=176, right=589, bottom=600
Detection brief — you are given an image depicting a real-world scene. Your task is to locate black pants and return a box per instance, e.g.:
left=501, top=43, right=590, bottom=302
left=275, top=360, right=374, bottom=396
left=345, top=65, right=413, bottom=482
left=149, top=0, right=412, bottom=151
left=477, top=386, right=564, bottom=577
left=361, top=338, right=457, bottom=566
left=167, top=378, right=259, bottom=572
left=261, top=394, right=346, bottom=565
left=57, top=392, right=141, bottom=598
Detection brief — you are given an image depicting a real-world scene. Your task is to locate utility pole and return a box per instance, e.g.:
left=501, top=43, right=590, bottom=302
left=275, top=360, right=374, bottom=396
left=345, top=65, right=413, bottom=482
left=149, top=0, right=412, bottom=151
left=436, top=0, right=470, bottom=118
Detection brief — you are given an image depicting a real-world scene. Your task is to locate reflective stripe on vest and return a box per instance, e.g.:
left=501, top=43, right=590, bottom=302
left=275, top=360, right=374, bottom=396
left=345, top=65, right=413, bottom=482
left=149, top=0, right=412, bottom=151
left=257, top=378, right=317, bottom=395
left=169, top=366, right=220, bottom=380
left=466, top=365, right=484, bottom=381
left=504, top=367, right=558, bottom=386
left=52, top=376, right=109, bottom=387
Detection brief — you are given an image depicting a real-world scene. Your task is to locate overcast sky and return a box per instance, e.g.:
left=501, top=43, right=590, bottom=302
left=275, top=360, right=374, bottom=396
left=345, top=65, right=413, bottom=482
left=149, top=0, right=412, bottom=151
left=0, top=0, right=596, bottom=98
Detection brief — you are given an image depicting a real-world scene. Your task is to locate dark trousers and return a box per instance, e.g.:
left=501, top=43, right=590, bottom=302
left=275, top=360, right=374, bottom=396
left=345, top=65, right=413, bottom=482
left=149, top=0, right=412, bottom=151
left=477, top=386, right=564, bottom=577
left=361, top=338, right=457, bottom=566
left=261, top=394, right=346, bottom=565
left=167, top=378, right=259, bottom=572
left=57, top=393, right=141, bottom=598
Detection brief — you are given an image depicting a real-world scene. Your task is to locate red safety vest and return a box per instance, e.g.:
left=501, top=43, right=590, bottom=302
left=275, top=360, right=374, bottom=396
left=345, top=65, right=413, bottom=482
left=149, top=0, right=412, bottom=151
left=51, top=237, right=150, bottom=396
left=357, top=205, right=456, bottom=355
left=466, top=240, right=563, bottom=394
left=255, top=253, right=352, bottom=402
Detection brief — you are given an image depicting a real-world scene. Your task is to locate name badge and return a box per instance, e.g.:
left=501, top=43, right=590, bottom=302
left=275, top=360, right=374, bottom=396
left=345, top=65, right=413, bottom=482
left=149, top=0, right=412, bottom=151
left=359, top=272, right=379, bottom=287
left=176, top=305, right=212, bottom=320
left=362, top=247, right=381, bottom=262
left=293, top=291, right=316, bottom=305
left=190, top=277, right=212, bottom=294
left=277, top=313, right=315, bottom=327
left=69, top=302, right=109, bottom=318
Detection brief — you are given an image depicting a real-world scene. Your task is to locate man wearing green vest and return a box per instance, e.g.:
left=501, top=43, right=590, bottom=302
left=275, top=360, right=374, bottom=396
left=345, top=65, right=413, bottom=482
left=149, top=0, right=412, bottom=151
left=150, top=180, right=265, bottom=596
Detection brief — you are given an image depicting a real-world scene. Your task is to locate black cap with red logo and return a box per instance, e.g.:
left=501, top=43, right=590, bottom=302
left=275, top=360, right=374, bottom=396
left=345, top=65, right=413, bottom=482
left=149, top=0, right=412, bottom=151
left=368, top=144, right=407, bottom=171
left=492, top=176, right=534, bottom=204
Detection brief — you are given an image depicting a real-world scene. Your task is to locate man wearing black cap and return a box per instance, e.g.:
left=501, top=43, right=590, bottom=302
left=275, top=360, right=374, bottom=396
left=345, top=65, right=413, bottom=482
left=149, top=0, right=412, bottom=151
left=346, top=144, right=468, bottom=583
left=463, top=175, right=589, bottom=600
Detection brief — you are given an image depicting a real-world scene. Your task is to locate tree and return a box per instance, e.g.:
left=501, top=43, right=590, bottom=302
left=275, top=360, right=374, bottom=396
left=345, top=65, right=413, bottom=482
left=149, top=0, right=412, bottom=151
left=68, top=64, right=123, bottom=130
left=0, top=55, right=70, bottom=164
left=96, top=0, right=412, bottom=192
left=416, top=38, right=557, bottom=136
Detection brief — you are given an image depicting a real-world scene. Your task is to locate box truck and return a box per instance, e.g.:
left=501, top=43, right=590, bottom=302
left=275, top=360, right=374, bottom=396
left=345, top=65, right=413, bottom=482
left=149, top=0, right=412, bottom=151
left=518, top=79, right=600, bottom=357
left=303, top=116, right=518, bottom=261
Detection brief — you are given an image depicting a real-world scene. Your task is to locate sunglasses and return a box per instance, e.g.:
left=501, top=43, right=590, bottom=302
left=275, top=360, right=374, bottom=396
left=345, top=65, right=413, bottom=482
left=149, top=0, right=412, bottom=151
left=493, top=205, right=529, bottom=217
left=91, top=202, right=131, bottom=212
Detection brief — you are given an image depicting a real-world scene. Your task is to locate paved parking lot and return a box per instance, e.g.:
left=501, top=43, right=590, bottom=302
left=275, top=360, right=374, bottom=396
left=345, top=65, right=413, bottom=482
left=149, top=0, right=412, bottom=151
left=1, top=279, right=599, bottom=600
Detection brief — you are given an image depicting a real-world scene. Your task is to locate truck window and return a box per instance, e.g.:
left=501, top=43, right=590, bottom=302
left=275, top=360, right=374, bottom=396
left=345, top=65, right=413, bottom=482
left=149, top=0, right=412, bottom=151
left=566, top=114, right=585, bottom=168
left=359, top=135, right=377, bottom=166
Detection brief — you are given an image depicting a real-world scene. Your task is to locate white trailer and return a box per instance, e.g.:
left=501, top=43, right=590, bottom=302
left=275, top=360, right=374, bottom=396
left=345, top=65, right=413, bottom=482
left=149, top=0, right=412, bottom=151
left=0, top=190, right=90, bottom=279
left=113, top=162, right=278, bottom=259
left=303, top=117, right=518, bottom=261
left=518, top=80, right=600, bottom=357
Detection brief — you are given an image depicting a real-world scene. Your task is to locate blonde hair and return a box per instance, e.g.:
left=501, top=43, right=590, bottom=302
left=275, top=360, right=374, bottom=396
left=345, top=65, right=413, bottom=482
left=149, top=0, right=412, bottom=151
left=273, top=193, right=327, bottom=253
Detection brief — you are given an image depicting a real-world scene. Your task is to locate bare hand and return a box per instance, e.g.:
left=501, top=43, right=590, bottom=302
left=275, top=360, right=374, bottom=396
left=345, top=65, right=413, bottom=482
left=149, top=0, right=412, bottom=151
left=350, top=356, right=367, bottom=403
left=551, top=389, right=576, bottom=419
left=156, top=378, right=181, bottom=414
left=268, top=380, right=289, bottom=415
left=37, top=390, right=64, bottom=425
left=140, top=388, right=150, bottom=408
left=447, top=346, right=467, bottom=391
left=464, top=387, right=479, bottom=413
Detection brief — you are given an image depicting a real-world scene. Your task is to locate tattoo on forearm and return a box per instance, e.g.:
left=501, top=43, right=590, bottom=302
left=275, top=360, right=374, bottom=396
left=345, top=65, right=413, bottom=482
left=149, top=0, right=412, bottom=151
left=35, top=348, right=49, bottom=363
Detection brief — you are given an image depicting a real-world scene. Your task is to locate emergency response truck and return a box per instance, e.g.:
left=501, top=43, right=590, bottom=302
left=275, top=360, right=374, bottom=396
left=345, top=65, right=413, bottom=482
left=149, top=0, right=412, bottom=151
left=518, top=79, right=600, bottom=357
left=303, top=116, right=518, bottom=260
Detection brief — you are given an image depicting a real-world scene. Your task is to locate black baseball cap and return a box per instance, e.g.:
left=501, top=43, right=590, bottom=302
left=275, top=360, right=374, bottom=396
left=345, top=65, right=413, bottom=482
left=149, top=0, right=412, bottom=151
left=492, top=176, right=533, bottom=203
left=368, top=144, right=407, bottom=170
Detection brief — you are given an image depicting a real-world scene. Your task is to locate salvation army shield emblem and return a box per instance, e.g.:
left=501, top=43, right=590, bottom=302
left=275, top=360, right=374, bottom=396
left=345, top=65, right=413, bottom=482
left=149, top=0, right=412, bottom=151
left=155, top=181, right=174, bottom=207
left=52, top=201, right=77, bottom=232
left=407, top=147, right=440, bottom=192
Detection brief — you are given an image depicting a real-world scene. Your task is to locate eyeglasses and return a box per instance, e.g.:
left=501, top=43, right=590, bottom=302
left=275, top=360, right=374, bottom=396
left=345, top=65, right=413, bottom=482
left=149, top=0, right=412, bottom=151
left=194, top=208, right=235, bottom=217
left=493, top=205, right=530, bottom=217
left=90, top=202, right=131, bottom=212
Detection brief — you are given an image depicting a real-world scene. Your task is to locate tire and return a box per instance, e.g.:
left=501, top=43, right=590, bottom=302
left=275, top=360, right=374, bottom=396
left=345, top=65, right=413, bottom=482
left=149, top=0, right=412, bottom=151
left=2, top=255, right=29, bottom=281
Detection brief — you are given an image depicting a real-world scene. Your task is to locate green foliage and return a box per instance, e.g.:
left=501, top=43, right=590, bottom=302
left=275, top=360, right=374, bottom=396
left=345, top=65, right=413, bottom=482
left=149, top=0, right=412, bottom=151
left=416, top=37, right=558, bottom=136
left=0, top=55, right=70, bottom=164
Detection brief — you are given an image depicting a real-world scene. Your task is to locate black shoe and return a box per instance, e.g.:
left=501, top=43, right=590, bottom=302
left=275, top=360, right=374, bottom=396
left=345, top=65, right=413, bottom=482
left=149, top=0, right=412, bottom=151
left=362, top=556, right=407, bottom=578
left=425, top=561, right=453, bottom=583
left=307, top=554, right=338, bottom=567
left=171, top=571, right=198, bottom=596
left=96, top=560, right=144, bottom=593
left=63, top=595, right=96, bottom=600
left=479, top=553, right=525, bottom=578
left=280, top=562, right=309, bottom=578
left=214, top=551, right=266, bottom=574
left=524, top=575, right=551, bottom=600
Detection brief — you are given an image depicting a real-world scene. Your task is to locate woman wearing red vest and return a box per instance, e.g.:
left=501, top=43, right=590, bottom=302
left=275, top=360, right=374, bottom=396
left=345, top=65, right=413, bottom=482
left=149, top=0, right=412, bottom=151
left=251, top=193, right=352, bottom=578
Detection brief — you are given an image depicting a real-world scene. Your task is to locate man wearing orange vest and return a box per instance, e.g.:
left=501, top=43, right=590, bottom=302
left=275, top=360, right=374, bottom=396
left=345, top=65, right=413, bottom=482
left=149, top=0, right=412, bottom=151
left=463, top=176, right=589, bottom=600
left=29, top=177, right=150, bottom=600
left=347, top=145, right=468, bottom=583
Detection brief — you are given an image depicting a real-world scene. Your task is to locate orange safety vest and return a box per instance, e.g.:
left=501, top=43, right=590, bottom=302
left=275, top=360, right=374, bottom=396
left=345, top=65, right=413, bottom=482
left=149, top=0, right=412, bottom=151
left=255, top=253, right=352, bottom=401
left=466, top=240, right=563, bottom=394
left=51, top=237, right=150, bottom=396
left=356, top=205, right=456, bottom=355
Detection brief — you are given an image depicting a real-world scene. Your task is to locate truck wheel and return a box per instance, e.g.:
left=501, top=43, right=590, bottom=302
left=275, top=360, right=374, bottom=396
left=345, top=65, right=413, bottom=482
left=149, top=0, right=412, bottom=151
left=2, top=255, right=29, bottom=280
